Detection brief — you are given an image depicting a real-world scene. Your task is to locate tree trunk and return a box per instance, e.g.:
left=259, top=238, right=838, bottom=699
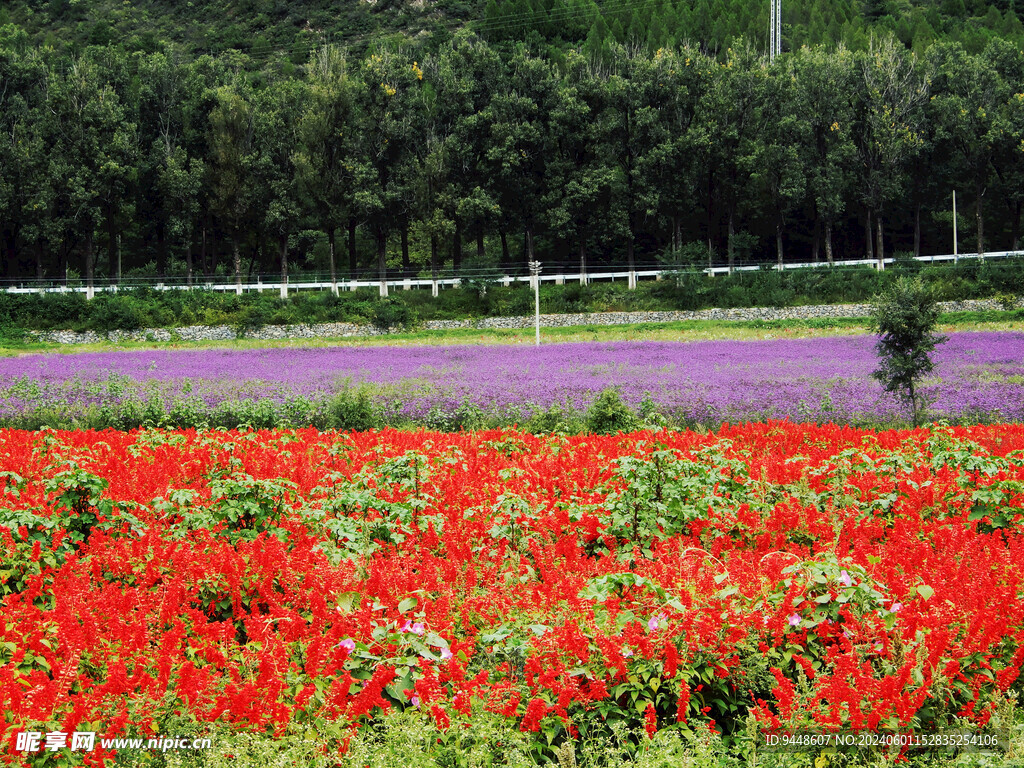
left=673, top=216, right=682, bottom=255
left=327, top=226, right=338, bottom=293
left=824, top=221, right=834, bottom=265
left=246, top=238, right=259, bottom=281
left=975, top=182, right=985, bottom=257
left=812, top=218, right=820, bottom=264
left=865, top=210, right=873, bottom=263
left=106, top=214, right=117, bottom=280
left=401, top=226, right=410, bottom=275
left=348, top=218, right=357, bottom=280
left=875, top=213, right=884, bottom=270
left=578, top=227, right=587, bottom=285
left=85, top=228, right=95, bottom=293
left=727, top=206, right=735, bottom=273
left=201, top=225, right=210, bottom=278
left=500, top=230, right=509, bottom=270
left=706, top=173, right=716, bottom=269
left=524, top=226, right=534, bottom=265
left=185, top=233, right=194, bottom=287
left=430, top=234, right=438, bottom=280
left=776, top=220, right=784, bottom=268
left=1012, top=200, right=1021, bottom=252
left=377, top=225, right=388, bottom=297
left=280, top=232, right=288, bottom=282
left=279, top=231, right=288, bottom=299
left=36, top=240, right=44, bottom=281
left=909, top=379, right=917, bottom=429
left=0, top=229, right=12, bottom=280
left=626, top=236, right=635, bottom=289
left=453, top=220, right=463, bottom=273
left=232, top=233, right=242, bottom=295
left=913, top=203, right=922, bottom=258
left=156, top=220, right=167, bottom=279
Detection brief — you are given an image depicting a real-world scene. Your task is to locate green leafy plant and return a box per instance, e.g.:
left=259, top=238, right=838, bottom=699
left=869, top=276, right=948, bottom=427
left=586, top=389, right=637, bottom=435
left=599, top=445, right=750, bottom=563
left=167, top=470, right=298, bottom=543
left=371, top=298, right=418, bottom=332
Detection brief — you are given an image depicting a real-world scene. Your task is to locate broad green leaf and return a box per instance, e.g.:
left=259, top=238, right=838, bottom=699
left=398, top=597, right=418, bottom=613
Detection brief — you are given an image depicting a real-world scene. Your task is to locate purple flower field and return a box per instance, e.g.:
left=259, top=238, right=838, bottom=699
left=2, top=331, right=1023, bottom=426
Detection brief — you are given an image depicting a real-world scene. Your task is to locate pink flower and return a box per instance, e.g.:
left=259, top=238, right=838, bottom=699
left=439, top=647, right=453, bottom=660
left=788, top=613, right=801, bottom=627
left=337, top=639, right=356, bottom=652
left=621, top=646, right=634, bottom=658
left=839, top=570, right=852, bottom=587
left=402, top=620, right=426, bottom=635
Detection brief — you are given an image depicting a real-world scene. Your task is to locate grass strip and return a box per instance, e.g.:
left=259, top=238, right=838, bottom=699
left=0, top=310, right=1020, bottom=356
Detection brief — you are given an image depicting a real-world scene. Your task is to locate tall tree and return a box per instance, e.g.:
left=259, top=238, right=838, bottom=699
left=253, top=77, right=306, bottom=296
left=137, top=50, right=210, bottom=282
left=43, top=52, right=137, bottom=295
left=642, top=45, right=705, bottom=263
left=990, top=40, right=1024, bottom=249
left=293, top=45, right=358, bottom=292
left=598, top=43, right=664, bottom=286
left=929, top=41, right=1010, bottom=256
left=853, top=35, right=929, bottom=267
left=746, top=57, right=808, bottom=266
left=0, top=31, right=46, bottom=279
left=790, top=44, right=857, bottom=264
left=208, top=79, right=256, bottom=294
left=354, top=46, right=427, bottom=296
left=545, top=49, right=613, bottom=283
left=483, top=43, right=555, bottom=273
left=436, top=32, right=506, bottom=273
left=694, top=45, right=766, bottom=271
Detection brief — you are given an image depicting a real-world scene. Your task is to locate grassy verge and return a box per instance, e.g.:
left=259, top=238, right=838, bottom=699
left=103, top=703, right=1024, bottom=767
left=0, top=310, right=1021, bottom=357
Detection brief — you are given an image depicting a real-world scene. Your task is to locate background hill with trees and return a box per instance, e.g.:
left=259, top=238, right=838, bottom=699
left=3, top=1, right=1024, bottom=291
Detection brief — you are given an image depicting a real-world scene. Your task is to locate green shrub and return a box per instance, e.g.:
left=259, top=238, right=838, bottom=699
left=371, top=298, right=418, bottom=332
left=90, top=295, right=147, bottom=332
left=870, top=276, right=947, bottom=427
left=424, top=398, right=485, bottom=431
left=524, top=402, right=582, bottom=434
left=35, top=292, right=89, bottom=330
left=328, top=387, right=381, bottom=431
left=586, top=388, right=638, bottom=434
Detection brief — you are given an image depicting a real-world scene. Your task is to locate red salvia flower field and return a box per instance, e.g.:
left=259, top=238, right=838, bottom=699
left=1, top=422, right=1022, bottom=764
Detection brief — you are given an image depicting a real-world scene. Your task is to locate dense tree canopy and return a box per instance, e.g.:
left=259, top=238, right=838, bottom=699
left=2, top=22, right=1024, bottom=285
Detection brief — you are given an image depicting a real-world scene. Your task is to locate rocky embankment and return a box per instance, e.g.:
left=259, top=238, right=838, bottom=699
left=26, top=299, right=1005, bottom=345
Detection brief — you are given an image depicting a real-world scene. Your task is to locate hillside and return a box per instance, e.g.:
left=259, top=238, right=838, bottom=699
left=2, top=0, right=1023, bottom=57
left=4, top=0, right=1024, bottom=289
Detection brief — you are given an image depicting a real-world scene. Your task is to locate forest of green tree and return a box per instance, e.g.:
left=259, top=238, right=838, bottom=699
left=3, top=4, right=1024, bottom=288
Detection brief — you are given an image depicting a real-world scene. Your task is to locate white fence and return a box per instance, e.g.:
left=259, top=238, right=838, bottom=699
left=3, top=250, right=1019, bottom=299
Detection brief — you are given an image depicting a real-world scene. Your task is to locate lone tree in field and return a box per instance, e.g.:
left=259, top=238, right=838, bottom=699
left=869, top=276, right=947, bottom=427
